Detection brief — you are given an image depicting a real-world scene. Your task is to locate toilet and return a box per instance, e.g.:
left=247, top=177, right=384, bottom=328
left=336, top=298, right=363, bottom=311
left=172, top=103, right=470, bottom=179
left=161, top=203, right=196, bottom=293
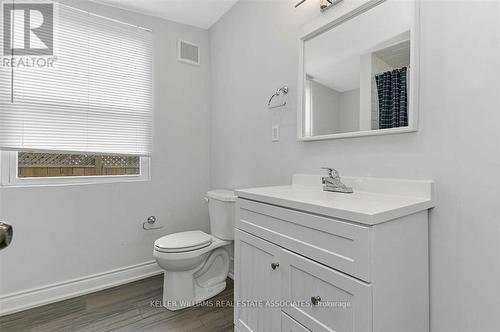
left=153, top=189, right=236, bottom=311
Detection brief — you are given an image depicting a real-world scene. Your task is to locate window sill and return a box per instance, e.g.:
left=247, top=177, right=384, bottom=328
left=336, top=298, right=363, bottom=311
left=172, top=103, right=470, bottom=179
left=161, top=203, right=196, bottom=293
left=0, top=175, right=150, bottom=188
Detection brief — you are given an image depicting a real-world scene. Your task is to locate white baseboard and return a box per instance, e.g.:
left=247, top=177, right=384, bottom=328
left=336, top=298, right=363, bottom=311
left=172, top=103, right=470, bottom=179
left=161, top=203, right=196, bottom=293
left=0, top=261, right=162, bottom=316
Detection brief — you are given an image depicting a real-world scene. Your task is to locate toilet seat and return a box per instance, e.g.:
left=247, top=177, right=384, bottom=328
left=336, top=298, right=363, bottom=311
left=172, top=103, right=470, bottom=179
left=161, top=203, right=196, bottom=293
left=154, top=230, right=212, bottom=253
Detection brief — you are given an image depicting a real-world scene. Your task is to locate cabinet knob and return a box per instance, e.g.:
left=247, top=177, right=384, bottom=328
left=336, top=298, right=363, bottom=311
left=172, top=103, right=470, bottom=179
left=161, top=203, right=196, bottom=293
left=271, top=262, right=280, bottom=270
left=311, top=296, right=321, bottom=306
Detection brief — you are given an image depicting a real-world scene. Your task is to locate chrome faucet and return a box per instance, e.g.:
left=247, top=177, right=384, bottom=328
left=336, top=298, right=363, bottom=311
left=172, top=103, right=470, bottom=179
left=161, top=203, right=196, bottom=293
left=321, top=167, right=353, bottom=193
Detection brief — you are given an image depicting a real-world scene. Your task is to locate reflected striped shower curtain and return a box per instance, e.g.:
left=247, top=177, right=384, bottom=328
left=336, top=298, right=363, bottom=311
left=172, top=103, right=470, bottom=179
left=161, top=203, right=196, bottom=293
left=375, top=67, right=408, bottom=129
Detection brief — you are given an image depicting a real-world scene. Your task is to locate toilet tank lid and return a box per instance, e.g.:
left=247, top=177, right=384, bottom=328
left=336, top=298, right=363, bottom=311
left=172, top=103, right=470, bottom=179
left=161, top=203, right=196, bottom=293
left=207, top=189, right=237, bottom=202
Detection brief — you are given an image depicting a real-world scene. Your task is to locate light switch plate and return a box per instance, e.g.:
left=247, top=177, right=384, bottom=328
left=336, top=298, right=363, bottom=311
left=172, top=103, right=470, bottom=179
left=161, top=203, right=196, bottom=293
left=272, top=125, right=279, bottom=142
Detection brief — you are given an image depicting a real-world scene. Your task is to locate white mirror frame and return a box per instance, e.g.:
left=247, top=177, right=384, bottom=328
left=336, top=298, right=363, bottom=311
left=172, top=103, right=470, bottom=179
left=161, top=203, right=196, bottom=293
left=297, top=0, right=421, bottom=141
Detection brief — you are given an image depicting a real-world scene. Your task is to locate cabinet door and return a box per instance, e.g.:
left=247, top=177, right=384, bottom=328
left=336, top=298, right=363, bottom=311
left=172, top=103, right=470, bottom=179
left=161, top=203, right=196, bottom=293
left=234, top=229, right=282, bottom=332
left=282, top=312, right=311, bottom=332
left=282, top=249, right=372, bottom=332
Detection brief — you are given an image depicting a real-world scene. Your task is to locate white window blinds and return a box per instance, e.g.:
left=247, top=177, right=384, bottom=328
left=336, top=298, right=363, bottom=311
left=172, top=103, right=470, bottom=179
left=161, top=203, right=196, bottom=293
left=0, top=3, right=153, bottom=156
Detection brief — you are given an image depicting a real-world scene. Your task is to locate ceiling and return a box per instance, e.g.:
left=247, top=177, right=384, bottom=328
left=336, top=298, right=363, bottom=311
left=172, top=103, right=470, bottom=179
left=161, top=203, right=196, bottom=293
left=93, top=0, right=239, bottom=29
left=374, top=40, right=410, bottom=69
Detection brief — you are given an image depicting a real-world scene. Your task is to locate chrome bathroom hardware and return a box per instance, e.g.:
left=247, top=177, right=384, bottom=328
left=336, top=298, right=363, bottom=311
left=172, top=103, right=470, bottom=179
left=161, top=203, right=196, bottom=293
left=295, top=0, right=343, bottom=12
left=311, top=295, right=322, bottom=305
left=321, top=167, right=354, bottom=193
left=0, top=222, right=13, bottom=250
left=319, top=0, right=343, bottom=12
left=143, top=216, right=163, bottom=230
left=268, top=86, right=289, bottom=109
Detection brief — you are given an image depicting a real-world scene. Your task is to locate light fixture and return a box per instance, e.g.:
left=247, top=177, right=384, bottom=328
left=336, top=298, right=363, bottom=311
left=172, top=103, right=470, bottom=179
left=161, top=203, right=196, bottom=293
left=295, top=0, right=343, bottom=12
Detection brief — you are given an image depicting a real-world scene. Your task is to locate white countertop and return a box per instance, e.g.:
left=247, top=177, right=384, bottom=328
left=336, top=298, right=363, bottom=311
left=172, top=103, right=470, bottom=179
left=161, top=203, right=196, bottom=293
left=235, top=174, right=435, bottom=225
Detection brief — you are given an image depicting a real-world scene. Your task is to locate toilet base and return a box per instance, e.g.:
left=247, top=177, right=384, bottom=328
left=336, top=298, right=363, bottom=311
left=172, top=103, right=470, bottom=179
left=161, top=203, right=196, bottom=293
left=160, top=246, right=230, bottom=311
left=162, top=273, right=227, bottom=311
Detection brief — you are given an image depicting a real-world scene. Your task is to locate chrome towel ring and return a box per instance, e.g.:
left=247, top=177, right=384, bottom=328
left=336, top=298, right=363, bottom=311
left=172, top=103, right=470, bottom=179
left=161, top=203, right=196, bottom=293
left=268, top=86, right=288, bottom=109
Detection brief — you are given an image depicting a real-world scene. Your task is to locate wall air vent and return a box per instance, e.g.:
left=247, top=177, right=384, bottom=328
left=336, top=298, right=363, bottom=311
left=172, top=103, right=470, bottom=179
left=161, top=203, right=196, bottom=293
left=178, top=39, right=200, bottom=66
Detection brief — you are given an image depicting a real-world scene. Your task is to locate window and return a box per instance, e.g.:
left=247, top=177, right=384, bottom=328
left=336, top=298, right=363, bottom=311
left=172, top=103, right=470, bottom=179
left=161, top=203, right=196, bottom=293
left=1, top=151, right=149, bottom=186
left=0, top=3, right=153, bottom=186
left=18, top=153, right=140, bottom=177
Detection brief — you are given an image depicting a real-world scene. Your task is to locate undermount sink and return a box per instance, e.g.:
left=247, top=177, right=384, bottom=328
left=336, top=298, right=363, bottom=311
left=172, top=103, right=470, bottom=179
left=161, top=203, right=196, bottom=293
left=235, top=174, right=434, bottom=225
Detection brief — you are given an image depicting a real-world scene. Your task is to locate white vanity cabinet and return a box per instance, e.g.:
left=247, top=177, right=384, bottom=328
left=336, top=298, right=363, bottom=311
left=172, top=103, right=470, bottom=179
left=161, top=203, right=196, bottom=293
left=234, top=175, right=434, bottom=332
left=235, top=229, right=282, bottom=332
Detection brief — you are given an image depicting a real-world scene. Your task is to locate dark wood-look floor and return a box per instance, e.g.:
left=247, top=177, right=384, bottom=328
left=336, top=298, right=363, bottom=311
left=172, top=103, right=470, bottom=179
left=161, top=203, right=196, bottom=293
left=0, top=275, right=234, bottom=332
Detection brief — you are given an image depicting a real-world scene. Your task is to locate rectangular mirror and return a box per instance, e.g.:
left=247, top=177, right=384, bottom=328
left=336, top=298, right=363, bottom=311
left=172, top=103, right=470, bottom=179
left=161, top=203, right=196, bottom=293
left=298, top=0, right=419, bottom=140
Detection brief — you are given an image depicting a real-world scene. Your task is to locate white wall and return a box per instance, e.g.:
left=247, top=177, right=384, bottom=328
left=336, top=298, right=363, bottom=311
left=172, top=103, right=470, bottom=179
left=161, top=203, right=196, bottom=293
left=210, top=1, right=500, bottom=332
left=310, top=80, right=340, bottom=135
left=0, top=0, right=211, bottom=296
left=360, top=52, right=374, bottom=130
left=338, top=88, right=360, bottom=133
left=308, top=80, right=359, bottom=135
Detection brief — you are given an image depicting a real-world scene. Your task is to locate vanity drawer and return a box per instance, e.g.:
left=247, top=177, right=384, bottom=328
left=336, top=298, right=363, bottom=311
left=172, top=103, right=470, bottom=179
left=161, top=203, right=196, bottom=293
left=236, top=199, right=371, bottom=281
left=282, top=250, right=372, bottom=332
left=282, top=312, right=311, bottom=332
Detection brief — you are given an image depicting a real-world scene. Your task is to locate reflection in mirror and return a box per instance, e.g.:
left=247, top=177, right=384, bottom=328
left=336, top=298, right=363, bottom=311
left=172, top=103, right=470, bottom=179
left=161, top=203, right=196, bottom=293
left=301, top=0, right=416, bottom=139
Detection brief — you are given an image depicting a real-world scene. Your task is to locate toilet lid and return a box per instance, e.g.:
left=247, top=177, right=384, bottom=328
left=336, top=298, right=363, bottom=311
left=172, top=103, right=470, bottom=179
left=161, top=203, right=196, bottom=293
left=154, top=231, right=212, bottom=253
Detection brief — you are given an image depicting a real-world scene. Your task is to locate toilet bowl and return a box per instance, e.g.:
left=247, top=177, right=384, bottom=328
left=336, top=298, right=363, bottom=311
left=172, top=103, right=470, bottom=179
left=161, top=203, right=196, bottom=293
left=153, top=190, right=236, bottom=311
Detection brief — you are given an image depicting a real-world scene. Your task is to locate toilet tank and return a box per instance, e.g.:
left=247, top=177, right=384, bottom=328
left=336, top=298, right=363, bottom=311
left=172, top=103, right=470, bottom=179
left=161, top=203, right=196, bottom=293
left=206, top=189, right=236, bottom=240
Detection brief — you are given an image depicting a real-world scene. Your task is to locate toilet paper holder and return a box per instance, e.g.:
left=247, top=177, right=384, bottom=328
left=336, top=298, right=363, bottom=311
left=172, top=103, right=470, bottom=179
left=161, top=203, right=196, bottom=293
left=0, top=222, right=13, bottom=250
left=143, top=216, right=162, bottom=230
